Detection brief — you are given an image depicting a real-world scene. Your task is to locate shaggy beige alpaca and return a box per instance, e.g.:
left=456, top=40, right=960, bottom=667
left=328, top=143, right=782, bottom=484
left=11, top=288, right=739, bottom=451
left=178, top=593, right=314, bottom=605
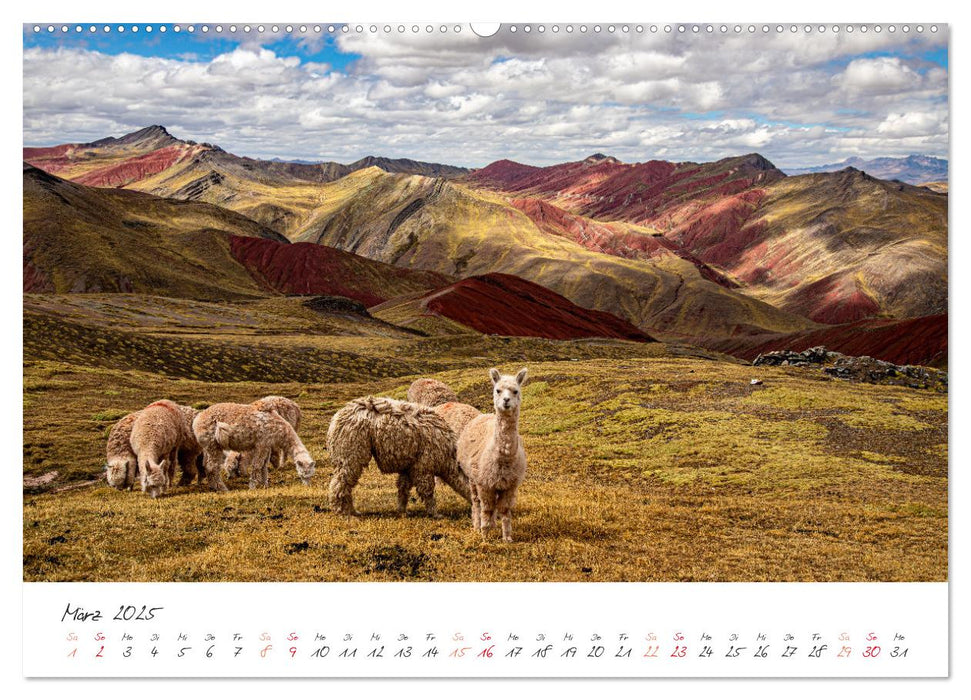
left=107, top=405, right=203, bottom=491
left=193, top=403, right=257, bottom=491
left=105, top=411, right=140, bottom=490
left=433, top=401, right=482, bottom=441
left=252, top=395, right=302, bottom=430
left=129, top=400, right=185, bottom=498
left=222, top=396, right=303, bottom=478
left=213, top=410, right=316, bottom=488
left=457, top=368, right=528, bottom=542
left=327, top=396, right=471, bottom=517
left=251, top=396, right=302, bottom=473
left=407, top=378, right=459, bottom=407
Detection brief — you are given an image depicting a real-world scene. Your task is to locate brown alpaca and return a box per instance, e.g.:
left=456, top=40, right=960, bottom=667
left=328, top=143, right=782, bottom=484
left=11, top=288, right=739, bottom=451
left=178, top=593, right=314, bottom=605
left=105, top=411, right=140, bottom=490
left=433, top=401, right=482, bottom=441
left=249, top=396, right=302, bottom=474
left=106, top=405, right=203, bottom=491
left=129, top=400, right=185, bottom=498
left=457, top=368, right=528, bottom=542
left=407, top=378, right=459, bottom=407
left=213, top=410, right=316, bottom=489
left=223, top=396, right=303, bottom=478
left=193, top=403, right=258, bottom=491
left=252, top=395, right=302, bottom=430
left=175, top=404, right=204, bottom=486
left=327, top=396, right=471, bottom=517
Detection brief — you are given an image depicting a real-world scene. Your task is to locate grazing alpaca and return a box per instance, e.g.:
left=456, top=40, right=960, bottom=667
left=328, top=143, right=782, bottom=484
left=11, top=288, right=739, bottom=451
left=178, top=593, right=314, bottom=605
left=105, top=411, right=140, bottom=490
left=192, top=403, right=259, bottom=491
left=213, top=410, right=315, bottom=488
left=433, top=401, right=482, bottom=442
left=457, top=368, right=528, bottom=542
left=407, top=378, right=459, bottom=407
left=251, top=395, right=302, bottom=472
left=106, top=405, right=203, bottom=491
left=252, top=395, right=302, bottom=430
left=327, top=396, right=471, bottom=517
left=129, top=400, right=185, bottom=498
left=223, top=396, right=303, bottom=478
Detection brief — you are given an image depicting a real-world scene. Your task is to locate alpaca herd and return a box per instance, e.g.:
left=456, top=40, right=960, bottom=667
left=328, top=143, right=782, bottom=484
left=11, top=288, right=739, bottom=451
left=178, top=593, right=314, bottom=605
left=104, top=369, right=529, bottom=541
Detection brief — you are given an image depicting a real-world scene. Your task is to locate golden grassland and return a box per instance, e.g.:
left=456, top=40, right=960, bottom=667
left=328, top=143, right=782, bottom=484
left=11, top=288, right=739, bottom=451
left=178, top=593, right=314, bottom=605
left=23, top=306, right=947, bottom=582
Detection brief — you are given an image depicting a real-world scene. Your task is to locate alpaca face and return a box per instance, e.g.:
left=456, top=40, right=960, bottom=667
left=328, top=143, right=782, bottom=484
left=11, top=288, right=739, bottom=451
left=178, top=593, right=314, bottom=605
left=143, top=460, right=169, bottom=499
left=490, top=367, right=528, bottom=415
left=105, top=459, right=131, bottom=490
left=295, top=452, right=316, bottom=485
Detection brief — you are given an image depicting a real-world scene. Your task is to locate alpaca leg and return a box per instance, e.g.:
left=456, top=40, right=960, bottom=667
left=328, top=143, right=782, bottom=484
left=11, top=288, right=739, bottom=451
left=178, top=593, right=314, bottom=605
left=248, top=447, right=270, bottom=490
left=166, top=449, right=178, bottom=492
left=137, top=457, right=149, bottom=494
left=497, top=488, right=518, bottom=543
left=194, top=453, right=205, bottom=483
left=478, top=489, right=498, bottom=535
left=470, top=483, right=482, bottom=530
left=413, top=468, right=438, bottom=518
left=203, top=447, right=229, bottom=492
left=179, top=448, right=200, bottom=486
left=126, top=459, right=138, bottom=491
left=224, top=451, right=241, bottom=478
left=259, top=448, right=272, bottom=487
left=328, top=456, right=367, bottom=516
left=396, top=472, right=413, bottom=516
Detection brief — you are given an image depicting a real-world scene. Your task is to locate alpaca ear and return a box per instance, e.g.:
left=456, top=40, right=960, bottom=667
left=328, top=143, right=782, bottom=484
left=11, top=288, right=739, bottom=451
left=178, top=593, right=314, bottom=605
left=516, top=368, right=528, bottom=385
left=216, top=421, right=230, bottom=431
left=489, top=368, right=501, bottom=385
left=158, top=459, right=169, bottom=471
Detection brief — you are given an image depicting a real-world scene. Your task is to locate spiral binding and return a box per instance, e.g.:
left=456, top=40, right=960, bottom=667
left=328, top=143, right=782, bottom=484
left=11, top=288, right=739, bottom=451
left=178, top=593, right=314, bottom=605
left=29, top=23, right=942, bottom=36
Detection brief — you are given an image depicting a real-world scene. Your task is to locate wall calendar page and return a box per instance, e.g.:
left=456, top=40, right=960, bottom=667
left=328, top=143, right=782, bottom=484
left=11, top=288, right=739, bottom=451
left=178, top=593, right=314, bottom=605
left=19, top=10, right=951, bottom=685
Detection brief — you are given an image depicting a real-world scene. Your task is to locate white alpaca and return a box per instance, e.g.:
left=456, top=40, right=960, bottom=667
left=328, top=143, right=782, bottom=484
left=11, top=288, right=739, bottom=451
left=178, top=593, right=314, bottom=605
left=457, top=368, right=528, bottom=542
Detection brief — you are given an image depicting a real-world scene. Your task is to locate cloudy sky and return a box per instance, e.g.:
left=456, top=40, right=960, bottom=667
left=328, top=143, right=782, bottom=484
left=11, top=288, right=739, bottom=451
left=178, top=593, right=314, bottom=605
left=22, top=23, right=949, bottom=169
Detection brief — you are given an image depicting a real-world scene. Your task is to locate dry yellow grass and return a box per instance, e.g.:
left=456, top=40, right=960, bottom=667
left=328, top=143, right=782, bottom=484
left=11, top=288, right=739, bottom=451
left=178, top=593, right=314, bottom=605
left=24, top=350, right=947, bottom=582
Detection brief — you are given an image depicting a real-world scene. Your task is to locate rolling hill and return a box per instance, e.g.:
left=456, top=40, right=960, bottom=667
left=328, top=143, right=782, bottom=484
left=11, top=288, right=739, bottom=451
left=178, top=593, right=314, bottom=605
left=24, top=126, right=470, bottom=242
left=467, top=152, right=784, bottom=225
left=470, top=155, right=947, bottom=325
left=291, top=168, right=815, bottom=341
left=229, top=236, right=452, bottom=306
left=23, top=164, right=452, bottom=305
left=23, top=163, right=283, bottom=299
left=705, top=313, right=947, bottom=368
left=371, top=273, right=656, bottom=341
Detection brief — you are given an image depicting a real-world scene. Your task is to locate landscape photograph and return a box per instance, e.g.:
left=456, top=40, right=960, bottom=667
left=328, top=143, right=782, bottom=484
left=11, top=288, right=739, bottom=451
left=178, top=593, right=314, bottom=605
left=22, top=23, right=947, bottom=582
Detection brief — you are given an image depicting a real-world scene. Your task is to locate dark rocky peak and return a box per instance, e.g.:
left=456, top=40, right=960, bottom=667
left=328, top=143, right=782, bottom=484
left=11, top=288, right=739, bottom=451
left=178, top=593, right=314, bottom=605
left=583, top=153, right=621, bottom=165
left=88, top=125, right=180, bottom=150
left=735, top=153, right=779, bottom=172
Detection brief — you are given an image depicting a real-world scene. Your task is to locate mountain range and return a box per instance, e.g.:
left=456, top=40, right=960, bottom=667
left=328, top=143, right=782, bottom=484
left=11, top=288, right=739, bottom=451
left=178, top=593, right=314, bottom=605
left=784, top=155, right=948, bottom=185
left=22, top=126, right=948, bottom=365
